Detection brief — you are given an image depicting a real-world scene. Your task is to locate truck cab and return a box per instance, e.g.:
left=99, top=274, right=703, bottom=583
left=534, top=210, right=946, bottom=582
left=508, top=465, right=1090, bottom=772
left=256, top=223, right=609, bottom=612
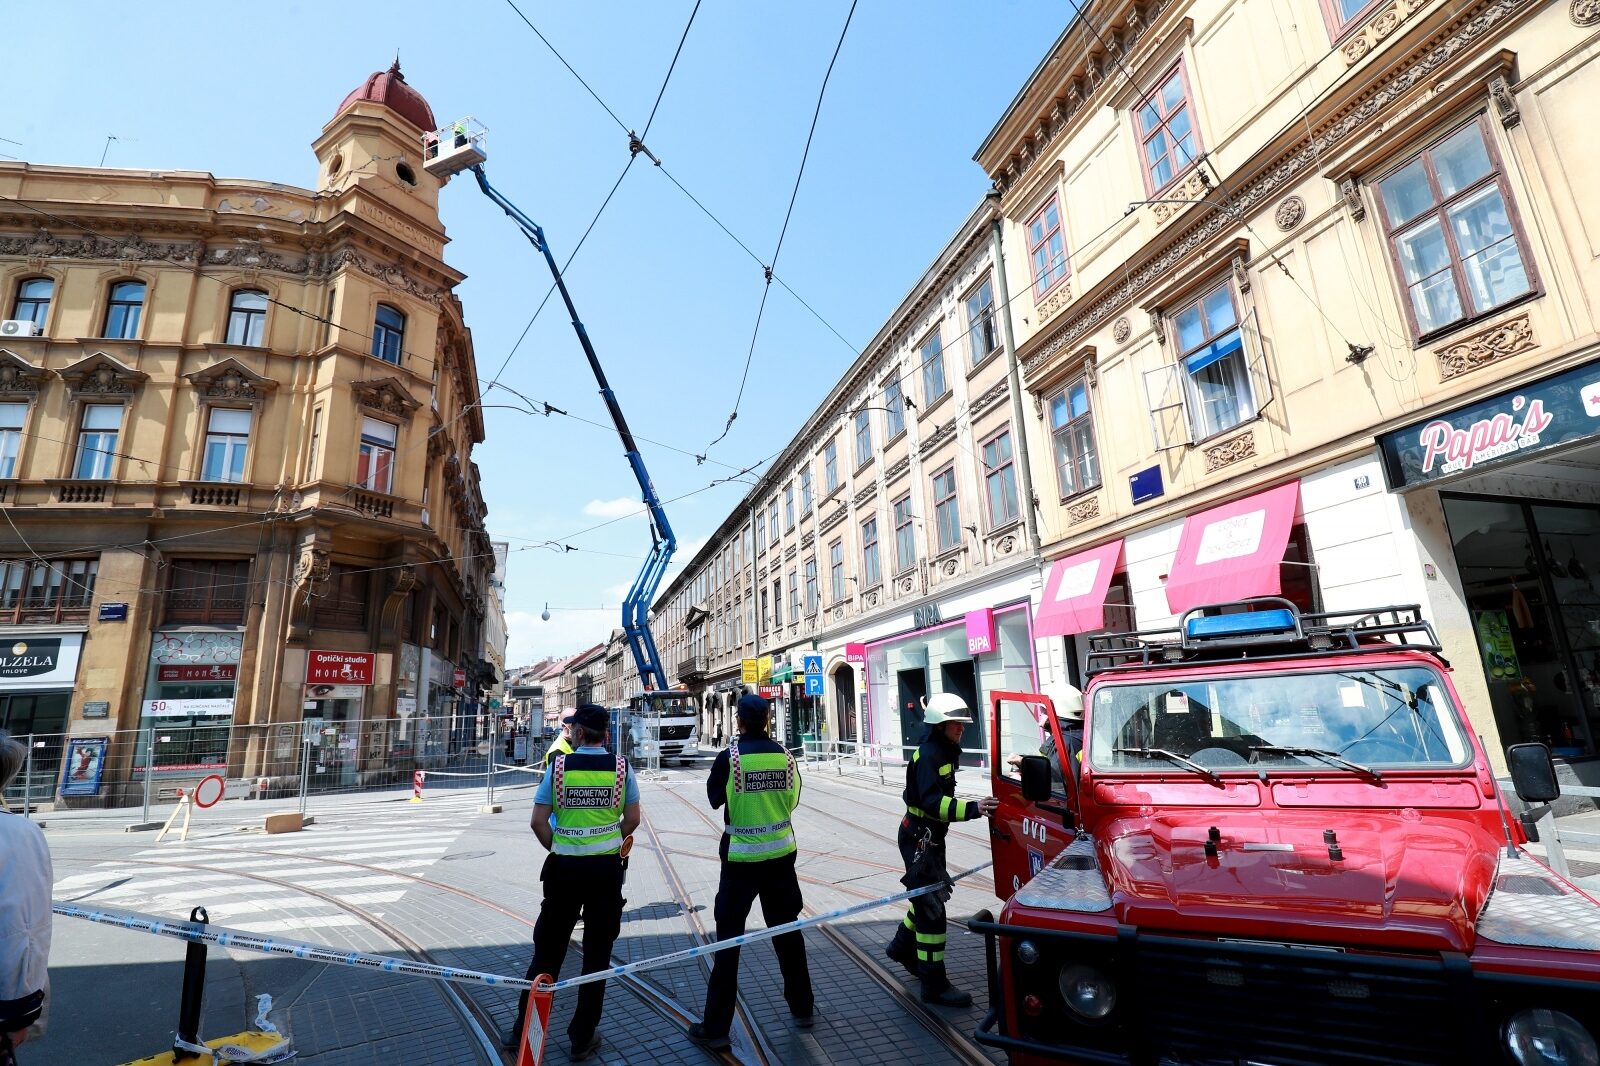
left=975, top=599, right=1600, bottom=1066
left=627, top=690, right=699, bottom=765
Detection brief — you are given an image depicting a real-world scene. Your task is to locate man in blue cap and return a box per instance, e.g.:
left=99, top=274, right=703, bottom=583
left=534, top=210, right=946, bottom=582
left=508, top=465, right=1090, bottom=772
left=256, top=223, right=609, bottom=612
left=689, top=692, right=815, bottom=1049
left=507, top=704, right=639, bottom=1061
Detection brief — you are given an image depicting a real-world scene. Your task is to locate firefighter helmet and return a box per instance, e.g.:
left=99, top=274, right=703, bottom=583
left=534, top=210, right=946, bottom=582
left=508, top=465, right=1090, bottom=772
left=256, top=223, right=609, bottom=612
left=922, top=691, right=974, bottom=725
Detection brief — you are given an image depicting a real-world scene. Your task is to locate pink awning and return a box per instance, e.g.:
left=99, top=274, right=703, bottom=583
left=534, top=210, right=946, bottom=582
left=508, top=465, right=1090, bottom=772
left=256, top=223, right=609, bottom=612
left=1164, top=481, right=1300, bottom=614
left=1034, top=540, right=1124, bottom=638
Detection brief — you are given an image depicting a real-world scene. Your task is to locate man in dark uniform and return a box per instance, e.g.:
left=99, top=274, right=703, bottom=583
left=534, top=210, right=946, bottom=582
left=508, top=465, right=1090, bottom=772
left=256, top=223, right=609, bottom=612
left=543, top=708, right=577, bottom=768
left=1008, top=682, right=1085, bottom=803
left=689, top=694, right=815, bottom=1050
left=507, top=704, right=639, bottom=1061
left=886, top=692, right=998, bottom=1007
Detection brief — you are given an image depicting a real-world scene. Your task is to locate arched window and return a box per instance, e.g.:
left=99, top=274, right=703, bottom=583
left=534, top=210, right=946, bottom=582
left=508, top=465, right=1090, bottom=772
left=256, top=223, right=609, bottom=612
left=103, top=280, right=146, bottom=339
left=371, top=304, right=405, bottom=364
left=12, top=278, right=53, bottom=330
left=225, top=289, right=268, bottom=347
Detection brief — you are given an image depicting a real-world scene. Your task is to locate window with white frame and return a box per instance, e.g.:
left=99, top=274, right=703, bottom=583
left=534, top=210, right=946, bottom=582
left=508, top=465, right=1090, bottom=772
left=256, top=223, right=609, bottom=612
left=854, top=408, right=872, bottom=467
left=884, top=374, right=906, bottom=438
left=893, top=494, right=916, bottom=574
left=800, top=466, right=813, bottom=515
left=201, top=407, right=251, bottom=483
left=788, top=569, right=799, bottom=621
left=74, top=404, right=122, bottom=480
left=1026, top=196, right=1070, bottom=298
left=982, top=428, right=1020, bottom=528
left=103, top=280, right=146, bottom=339
left=225, top=289, right=268, bottom=347
left=0, top=402, right=25, bottom=478
left=804, top=558, right=818, bottom=615
left=965, top=275, right=999, bottom=363
left=861, top=516, right=881, bottom=587
left=1049, top=376, right=1100, bottom=498
left=12, top=278, right=52, bottom=330
left=371, top=304, right=405, bottom=364
left=1147, top=280, right=1261, bottom=449
left=755, top=509, right=767, bottom=552
left=357, top=416, right=398, bottom=493
left=829, top=539, right=844, bottom=603
left=768, top=498, right=781, bottom=541
left=932, top=465, right=961, bottom=552
left=784, top=484, right=796, bottom=530
left=920, top=330, right=947, bottom=405
left=823, top=439, right=839, bottom=493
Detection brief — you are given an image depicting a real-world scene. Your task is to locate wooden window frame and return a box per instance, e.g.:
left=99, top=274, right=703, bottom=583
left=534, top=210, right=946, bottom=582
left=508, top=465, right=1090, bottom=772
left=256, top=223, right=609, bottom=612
left=102, top=280, right=146, bottom=340
left=828, top=538, right=845, bottom=604
left=919, top=329, right=948, bottom=405
left=0, top=557, right=98, bottom=624
left=893, top=493, right=916, bottom=575
left=1134, top=61, right=1203, bottom=196
left=1319, top=0, right=1385, bottom=39
left=1025, top=195, right=1071, bottom=299
left=861, top=515, right=881, bottom=588
left=225, top=289, right=268, bottom=347
left=981, top=427, right=1020, bottom=529
left=163, top=558, right=251, bottom=626
left=931, top=464, right=961, bottom=553
left=884, top=374, right=907, bottom=439
left=371, top=303, right=406, bottom=364
left=1049, top=373, right=1102, bottom=501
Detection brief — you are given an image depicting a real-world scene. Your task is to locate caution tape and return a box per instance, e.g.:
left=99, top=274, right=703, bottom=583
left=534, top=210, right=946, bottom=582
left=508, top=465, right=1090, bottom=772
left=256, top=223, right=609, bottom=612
left=52, top=860, right=991, bottom=995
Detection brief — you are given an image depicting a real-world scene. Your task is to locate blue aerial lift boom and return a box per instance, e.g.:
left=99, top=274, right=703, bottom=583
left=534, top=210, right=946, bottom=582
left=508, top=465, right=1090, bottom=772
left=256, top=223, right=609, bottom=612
left=423, top=120, right=674, bottom=695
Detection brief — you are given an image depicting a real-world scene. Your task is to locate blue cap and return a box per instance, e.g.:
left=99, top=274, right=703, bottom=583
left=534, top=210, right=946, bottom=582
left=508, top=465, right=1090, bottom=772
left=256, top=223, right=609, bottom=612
left=737, top=693, right=771, bottom=720
left=573, top=704, right=609, bottom=731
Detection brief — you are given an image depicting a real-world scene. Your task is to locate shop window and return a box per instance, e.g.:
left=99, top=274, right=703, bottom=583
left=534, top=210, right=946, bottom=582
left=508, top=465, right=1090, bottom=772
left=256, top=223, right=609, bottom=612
left=1136, top=64, right=1200, bottom=193
left=982, top=428, right=1020, bottom=528
left=164, top=558, right=250, bottom=625
left=201, top=407, right=252, bottom=483
left=74, top=404, right=123, bottom=480
left=1376, top=118, right=1535, bottom=340
left=225, top=289, right=268, bottom=347
left=1026, top=196, right=1069, bottom=298
left=0, top=558, right=98, bottom=624
left=893, top=493, right=916, bottom=574
left=103, top=280, right=146, bottom=339
left=932, top=465, right=961, bottom=552
left=313, top=563, right=370, bottom=630
left=823, top=439, right=839, bottom=494
left=371, top=303, right=405, bottom=364
left=0, top=401, right=25, bottom=478
left=965, top=275, right=999, bottom=363
left=920, top=329, right=947, bottom=406
left=861, top=515, right=882, bottom=588
left=829, top=539, right=844, bottom=603
left=884, top=373, right=906, bottom=439
left=1049, top=375, right=1100, bottom=498
left=854, top=408, right=872, bottom=467
left=12, top=277, right=52, bottom=331
left=357, top=416, right=397, bottom=493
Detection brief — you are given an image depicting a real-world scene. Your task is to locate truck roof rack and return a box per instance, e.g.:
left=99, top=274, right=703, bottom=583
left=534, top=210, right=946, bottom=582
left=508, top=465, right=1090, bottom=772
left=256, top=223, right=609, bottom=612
left=1084, top=599, right=1442, bottom=677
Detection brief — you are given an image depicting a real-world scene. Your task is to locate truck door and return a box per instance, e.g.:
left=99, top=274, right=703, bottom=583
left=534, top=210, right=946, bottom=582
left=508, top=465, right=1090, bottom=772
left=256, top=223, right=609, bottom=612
left=988, top=691, right=1075, bottom=899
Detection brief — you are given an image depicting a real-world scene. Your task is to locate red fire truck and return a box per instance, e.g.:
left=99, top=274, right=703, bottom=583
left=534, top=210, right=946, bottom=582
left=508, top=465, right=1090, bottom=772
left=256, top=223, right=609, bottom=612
left=974, top=598, right=1600, bottom=1066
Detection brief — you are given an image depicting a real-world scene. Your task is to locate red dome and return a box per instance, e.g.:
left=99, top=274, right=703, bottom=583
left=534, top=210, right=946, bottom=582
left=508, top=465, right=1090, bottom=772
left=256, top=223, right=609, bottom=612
left=334, top=60, right=436, bottom=133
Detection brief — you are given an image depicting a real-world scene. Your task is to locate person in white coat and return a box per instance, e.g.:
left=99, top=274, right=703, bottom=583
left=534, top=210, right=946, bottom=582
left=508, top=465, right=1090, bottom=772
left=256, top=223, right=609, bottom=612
left=0, top=730, right=51, bottom=1064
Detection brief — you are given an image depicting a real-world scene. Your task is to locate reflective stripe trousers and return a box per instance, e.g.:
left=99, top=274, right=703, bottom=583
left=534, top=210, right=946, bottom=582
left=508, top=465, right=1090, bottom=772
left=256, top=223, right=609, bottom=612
left=700, top=852, right=815, bottom=1038
left=513, top=853, right=624, bottom=1046
left=888, top=815, right=952, bottom=993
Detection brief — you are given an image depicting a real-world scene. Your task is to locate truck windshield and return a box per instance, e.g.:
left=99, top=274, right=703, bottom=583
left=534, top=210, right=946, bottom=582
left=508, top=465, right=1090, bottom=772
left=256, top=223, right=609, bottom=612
left=1088, top=665, right=1471, bottom=772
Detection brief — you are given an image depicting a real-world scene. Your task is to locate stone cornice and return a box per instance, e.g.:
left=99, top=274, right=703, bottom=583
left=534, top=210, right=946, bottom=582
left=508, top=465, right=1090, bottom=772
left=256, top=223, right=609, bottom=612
left=1021, top=0, right=1534, bottom=380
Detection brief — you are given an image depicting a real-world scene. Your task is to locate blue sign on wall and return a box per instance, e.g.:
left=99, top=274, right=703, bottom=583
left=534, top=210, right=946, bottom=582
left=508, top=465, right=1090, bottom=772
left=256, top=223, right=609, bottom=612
left=801, top=653, right=823, bottom=676
left=98, top=602, right=129, bottom=622
left=1130, top=465, right=1164, bottom=505
left=804, top=674, right=824, bottom=696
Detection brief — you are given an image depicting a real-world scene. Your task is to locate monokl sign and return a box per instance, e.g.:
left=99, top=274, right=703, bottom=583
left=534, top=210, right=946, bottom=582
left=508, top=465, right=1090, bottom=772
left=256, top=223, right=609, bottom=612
left=306, top=650, right=375, bottom=686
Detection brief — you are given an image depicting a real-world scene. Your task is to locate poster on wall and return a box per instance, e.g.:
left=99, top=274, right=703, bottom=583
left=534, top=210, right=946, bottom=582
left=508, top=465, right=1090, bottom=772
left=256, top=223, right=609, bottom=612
left=1475, top=610, right=1521, bottom=680
left=59, top=736, right=109, bottom=797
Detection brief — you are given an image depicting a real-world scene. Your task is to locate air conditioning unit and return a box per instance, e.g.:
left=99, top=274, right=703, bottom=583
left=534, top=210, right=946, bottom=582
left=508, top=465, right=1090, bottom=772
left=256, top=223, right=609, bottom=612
left=0, top=319, right=41, bottom=337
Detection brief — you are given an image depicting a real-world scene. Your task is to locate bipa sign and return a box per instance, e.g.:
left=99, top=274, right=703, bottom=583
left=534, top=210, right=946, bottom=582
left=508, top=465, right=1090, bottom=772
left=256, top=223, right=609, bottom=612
left=1418, top=394, right=1553, bottom=476
left=306, top=651, right=375, bottom=686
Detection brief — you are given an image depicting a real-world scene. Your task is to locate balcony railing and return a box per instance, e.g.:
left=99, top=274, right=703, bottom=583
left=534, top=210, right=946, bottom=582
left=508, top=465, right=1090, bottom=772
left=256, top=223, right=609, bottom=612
left=186, top=482, right=242, bottom=507
left=51, top=479, right=110, bottom=504
left=678, top=655, right=709, bottom=679
left=351, top=489, right=397, bottom=519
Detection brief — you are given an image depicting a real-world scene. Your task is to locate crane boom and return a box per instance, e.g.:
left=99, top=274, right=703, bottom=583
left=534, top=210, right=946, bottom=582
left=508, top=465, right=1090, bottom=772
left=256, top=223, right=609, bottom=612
left=469, top=164, right=674, bottom=693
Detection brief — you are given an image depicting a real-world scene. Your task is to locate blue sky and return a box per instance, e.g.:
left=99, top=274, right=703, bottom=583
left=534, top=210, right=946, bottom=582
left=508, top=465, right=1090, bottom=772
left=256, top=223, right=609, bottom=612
left=9, top=1, right=1065, bottom=666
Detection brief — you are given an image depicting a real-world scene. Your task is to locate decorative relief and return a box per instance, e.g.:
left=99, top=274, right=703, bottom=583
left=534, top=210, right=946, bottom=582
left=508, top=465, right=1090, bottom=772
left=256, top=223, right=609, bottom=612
left=1034, top=281, right=1074, bottom=324
left=919, top=420, right=957, bottom=457
left=350, top=377, right=421, bottom=417
left=898, top=575, right=915, bottom=594
left=1150, top=170, right=1208, bottom=224
left=819, top=506, right=848, bottom=536
left=1488, top=74, right=1520, bottom=129
left=865, top=589, right=881, bottom=609
left=1112, top=317, right=1132, bottom=343
left=58, top=353, right=147, bottom=397
left=1067, top=495, right=1101, bottom=525
left=800, top=531, right=815, bottom=550
left=1347, top=0, right=1439, bottom=64
left=1022, top=0, right=1529, bottom=382
left=0, top=229, right=200, bottom=266
left=969, top=381, right=1010, bottom=420
left=884, top=455, right=911, bottom=484
left=1577, top=0, right=1600, bottom=25
left=186, top=358, right=277, bottom=405
left=852, top=484, right=877, bottom=509
left=1435, top=312, right=1535, bottom=380
left=0, top=350, right=46, bottom=394
left=942, top=557, right=961, bottom=578
left=1274, top=196, right=1306, bottom=232
left=995, top=534, right=1018, bottom=556
left=1204, top=431, right=1257, bottom=472
left=833, top=606, right=846, bottom=622
left=784, top=544, right=798, bottom=562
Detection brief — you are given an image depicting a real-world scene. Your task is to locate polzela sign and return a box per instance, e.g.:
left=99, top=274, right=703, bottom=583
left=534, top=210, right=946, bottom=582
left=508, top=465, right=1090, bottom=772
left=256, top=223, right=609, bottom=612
left=1380, top=357, right=1600, bottom=488
left=0, top=638, right=60, bottom=679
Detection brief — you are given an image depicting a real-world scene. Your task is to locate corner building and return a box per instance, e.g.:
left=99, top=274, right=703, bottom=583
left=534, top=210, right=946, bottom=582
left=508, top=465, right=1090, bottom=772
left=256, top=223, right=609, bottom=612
left=0, top=63, right=494, bottom=805
left=981, top=0, right=1600, bottom=773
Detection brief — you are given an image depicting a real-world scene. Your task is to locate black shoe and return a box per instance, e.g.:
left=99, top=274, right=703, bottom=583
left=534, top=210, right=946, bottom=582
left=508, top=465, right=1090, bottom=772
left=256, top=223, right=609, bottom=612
left=885, top=939, right=917, bottom=975
left=688, top=1023, right=731, bottom=1050
left=792, top=1007, right=818, bottom=1030
left=921, top=985, right=973, bottom=1008
left=502, top=1023, right=523, bottom=1051
left=571, top=1032, right=603, bottom=1061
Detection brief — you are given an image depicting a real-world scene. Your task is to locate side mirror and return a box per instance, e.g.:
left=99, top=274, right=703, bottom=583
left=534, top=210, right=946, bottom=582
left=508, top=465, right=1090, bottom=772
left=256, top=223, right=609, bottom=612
left=1020, top=755, right=1052, bottom=803
left=1507, top=742, right=1560, bottom=804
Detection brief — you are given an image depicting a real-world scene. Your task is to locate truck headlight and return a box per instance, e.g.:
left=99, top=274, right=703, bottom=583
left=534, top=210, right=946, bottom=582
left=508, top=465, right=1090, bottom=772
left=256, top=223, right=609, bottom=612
left=1505, top=1009, right=1599, bottom=1066
left=1058, top=963, right=1116, bottom=1020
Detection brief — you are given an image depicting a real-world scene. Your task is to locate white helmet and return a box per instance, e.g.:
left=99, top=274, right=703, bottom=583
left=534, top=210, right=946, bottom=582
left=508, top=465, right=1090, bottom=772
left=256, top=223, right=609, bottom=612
left=1041, top=681, right=1085, bottom=721
left=923, top=692, right=974, bottom=725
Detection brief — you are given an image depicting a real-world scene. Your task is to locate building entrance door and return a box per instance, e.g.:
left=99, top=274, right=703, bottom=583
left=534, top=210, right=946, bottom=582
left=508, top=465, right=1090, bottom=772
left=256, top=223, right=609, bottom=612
left=0, top=691, right=69, bottom=806
left=897, top=667, right=928, bottom=755
left=834, top=665, right=857, bottom=742
left=940, top=659, right=983, bottom=767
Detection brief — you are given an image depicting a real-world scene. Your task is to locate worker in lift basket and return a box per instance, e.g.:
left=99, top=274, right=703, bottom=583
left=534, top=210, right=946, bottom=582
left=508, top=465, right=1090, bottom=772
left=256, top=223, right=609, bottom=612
left=543, top=708, right=577, bottom=768
left=887, top=693, right=1000, bottom=1007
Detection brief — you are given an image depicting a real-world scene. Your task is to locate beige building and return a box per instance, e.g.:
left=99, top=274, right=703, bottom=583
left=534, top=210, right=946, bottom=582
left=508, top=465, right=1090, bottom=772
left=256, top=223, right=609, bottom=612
left=0, top=62, right=496, bottom=804
left=981, top=0, right=1600, bottom=768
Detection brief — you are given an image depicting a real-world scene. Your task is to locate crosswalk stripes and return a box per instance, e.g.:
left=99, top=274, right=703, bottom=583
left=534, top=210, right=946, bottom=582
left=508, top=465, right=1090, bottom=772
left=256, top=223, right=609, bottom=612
left=54, top=801, right=479, bottom=935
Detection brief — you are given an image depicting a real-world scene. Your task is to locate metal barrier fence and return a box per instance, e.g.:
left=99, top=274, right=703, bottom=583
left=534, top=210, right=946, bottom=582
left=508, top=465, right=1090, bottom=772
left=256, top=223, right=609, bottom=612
left=1, top=714, right=551, bottom=825
left=1532, top=783, right=1600, bottom=880
left=799, top=738, right=889, bottom=785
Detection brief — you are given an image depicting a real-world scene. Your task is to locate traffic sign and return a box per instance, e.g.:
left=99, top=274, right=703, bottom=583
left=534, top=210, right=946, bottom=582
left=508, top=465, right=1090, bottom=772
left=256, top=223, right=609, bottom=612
left=804, top=674, right=824, bottom=696
left=802, top=653, right=823, bottom=675
left=192, top=774, right=226, bottom=809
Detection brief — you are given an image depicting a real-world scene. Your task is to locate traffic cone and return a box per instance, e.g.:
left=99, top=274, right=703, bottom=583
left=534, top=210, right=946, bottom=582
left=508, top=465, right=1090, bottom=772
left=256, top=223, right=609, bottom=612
left=515, top=974, right=555, bottom=1066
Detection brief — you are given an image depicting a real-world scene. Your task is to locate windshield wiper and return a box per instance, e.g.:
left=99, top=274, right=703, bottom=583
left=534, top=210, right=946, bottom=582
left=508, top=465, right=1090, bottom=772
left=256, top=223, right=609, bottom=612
left=1113, top=746, right=1224, bottom=787
left=1250, top=744, right=1382, bottom=781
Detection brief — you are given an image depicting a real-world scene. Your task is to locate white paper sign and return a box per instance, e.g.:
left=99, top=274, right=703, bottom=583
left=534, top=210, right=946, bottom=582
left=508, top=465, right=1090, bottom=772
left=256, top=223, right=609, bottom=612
left=1165, top=692, right=1190, bottom=715
left=1195, top=509, right=1267, bottom=565
left=142, top=697, right=235, bottom=719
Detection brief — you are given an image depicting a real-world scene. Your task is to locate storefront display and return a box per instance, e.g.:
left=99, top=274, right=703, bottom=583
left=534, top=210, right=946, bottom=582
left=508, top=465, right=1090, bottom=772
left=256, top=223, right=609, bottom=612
left=0, top=633, right=81, bottom=802
left=138, top=631, right=241, bottom=777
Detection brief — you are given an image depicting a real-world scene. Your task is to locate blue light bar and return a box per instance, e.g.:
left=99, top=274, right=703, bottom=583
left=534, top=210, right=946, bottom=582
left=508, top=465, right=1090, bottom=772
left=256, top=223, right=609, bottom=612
left=1185, top=608, right=1298, bottom=641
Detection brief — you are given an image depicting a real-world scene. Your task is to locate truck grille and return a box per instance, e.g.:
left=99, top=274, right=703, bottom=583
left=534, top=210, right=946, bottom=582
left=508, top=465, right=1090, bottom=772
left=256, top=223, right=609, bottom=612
left=659, top=725, right=693, bottom=741
left=1135, top=939, right=1461, bottom=1065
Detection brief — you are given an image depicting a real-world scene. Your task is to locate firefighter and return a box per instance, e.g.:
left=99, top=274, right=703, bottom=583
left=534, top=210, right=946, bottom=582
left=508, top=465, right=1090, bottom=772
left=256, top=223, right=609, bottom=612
left=1007, top=682, right=1085, bottom=799
left=507, top=704, right=639, bottom=1061
left=543, top=708, right=577, bottom=768
left=887, top=692, right=999, bottom=1007
left=688, top=693, right=815, bottom=1050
